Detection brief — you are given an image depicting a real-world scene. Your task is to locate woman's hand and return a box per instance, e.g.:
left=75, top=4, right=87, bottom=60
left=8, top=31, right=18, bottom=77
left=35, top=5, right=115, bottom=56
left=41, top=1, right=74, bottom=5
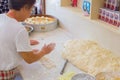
left=19, top=43, right=55, bottom=64
left=41, top=43, right=56, bottom=55
left=33, top=49, right=39, bottom=53
left=30, top=40, right=39, bottom=45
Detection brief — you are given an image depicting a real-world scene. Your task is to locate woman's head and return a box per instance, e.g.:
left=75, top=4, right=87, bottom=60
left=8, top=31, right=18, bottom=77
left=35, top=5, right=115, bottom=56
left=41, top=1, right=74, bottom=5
left=8, top=0, right=36, bottom=10
left=8, top=0, right=36, bottom=21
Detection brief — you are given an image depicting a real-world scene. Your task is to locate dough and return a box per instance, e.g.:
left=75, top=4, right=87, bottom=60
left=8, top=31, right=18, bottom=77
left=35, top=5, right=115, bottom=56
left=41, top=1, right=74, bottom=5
left=24, top=16, right=55, bottom=25
left=62, top=40, right=120, bottom=76
left=96, top=72, right=120, bottom=80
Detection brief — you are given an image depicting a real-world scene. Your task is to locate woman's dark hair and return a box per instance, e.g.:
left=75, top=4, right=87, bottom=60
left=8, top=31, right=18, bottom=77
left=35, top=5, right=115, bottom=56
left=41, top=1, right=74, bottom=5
left=8, top=0, right=36, bottom=10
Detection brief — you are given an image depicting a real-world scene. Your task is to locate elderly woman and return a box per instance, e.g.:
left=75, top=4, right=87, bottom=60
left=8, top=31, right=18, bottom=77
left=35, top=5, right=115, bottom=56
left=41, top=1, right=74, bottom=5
left=0, top=0, right=55, bottom=79
left=0, top=0, right=40, bottom=45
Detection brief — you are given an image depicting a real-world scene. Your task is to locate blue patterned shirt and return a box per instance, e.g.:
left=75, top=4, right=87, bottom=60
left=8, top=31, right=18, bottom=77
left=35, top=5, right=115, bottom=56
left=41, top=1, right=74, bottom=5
left=0, top=0, right=9, bottom=14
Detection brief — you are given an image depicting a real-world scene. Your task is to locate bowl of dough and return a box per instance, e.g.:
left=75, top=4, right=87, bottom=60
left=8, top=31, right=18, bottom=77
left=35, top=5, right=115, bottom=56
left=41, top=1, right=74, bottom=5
left=23, top=15, right=58, bottom=32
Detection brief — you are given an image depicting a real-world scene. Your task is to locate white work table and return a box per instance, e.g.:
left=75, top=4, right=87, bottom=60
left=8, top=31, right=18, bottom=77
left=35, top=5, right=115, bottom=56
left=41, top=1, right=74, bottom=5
left=19, top=28, right=82, bottom=80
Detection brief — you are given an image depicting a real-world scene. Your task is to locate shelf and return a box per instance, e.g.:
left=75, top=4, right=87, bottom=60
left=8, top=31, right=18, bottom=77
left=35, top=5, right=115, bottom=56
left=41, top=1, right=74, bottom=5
left=61, top=6, right=90, bottom=20
left=61, top=0, right=104, bottom=20
left=59, top=6, right=120, bottom=34
left=93, top=20, right=120, bottom=34
left=60, top=0, right=120, bottom=34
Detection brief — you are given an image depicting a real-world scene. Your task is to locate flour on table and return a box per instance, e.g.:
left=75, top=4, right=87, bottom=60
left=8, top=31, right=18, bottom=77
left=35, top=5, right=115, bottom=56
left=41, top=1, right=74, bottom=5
left=39, top=56, right=56, bottom=69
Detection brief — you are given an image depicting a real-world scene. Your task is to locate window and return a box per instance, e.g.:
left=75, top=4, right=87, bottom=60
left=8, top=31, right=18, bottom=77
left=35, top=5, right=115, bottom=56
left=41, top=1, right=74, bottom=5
left=34, top=0, right=46, bottom=15
left=0, top=0, right=46, bottom=15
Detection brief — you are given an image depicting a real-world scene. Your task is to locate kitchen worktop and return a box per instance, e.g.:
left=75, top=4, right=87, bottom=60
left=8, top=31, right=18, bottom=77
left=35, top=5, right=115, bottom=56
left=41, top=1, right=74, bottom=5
left=19, top=28, right=82, bottom=80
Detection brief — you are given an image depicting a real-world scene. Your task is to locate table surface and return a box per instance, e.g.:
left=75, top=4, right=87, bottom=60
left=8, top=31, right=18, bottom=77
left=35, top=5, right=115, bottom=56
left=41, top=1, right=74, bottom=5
left=19, top=28, right=83, bottom=80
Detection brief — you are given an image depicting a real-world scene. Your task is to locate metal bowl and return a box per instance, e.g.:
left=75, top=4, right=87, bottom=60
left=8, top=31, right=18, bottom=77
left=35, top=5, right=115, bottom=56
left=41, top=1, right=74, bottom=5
left=22, top=23, right=34, bottom=34
left=25, top=25, right=33, bottom=34
left=71, top=73, right=95, bottom=80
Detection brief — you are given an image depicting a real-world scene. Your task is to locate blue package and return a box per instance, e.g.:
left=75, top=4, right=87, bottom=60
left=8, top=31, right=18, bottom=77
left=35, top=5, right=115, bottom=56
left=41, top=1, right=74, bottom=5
left=86, top=1, right=90, bottom=14
left=83, top=1, right=87, bottom=11
left=82, top=0, right=91, bottom=14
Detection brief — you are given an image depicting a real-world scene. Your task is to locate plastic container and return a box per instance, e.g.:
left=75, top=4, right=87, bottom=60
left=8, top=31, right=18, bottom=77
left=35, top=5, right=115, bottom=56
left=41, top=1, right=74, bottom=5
left=71, top=73, right=95, bottom=80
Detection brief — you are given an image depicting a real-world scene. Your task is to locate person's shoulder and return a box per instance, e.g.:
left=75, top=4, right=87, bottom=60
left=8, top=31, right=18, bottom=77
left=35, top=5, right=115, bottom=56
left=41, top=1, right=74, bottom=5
left=0, top=14, right=10, bottom=23
left=13, top=23, right=27, bottom=37
left=17, top=22, right=25, bottom=28
left=0, top=14, right=6, bottom=18
left=0, top=14, right=11, bottom=21
left=9, top=20, right=26, bottom=34
left=13, top=22, right=26, bottom=30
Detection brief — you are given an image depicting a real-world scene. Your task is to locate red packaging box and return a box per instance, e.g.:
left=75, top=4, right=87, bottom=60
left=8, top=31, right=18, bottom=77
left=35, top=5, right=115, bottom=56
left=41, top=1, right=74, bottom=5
left=109, top=11, right=114, bottom=24
left=104, top=0, right=107, bottom=8
left=99, top=8, right=102, bottom=19
left=113, top=11, right=120, bottom=27
left=110, top=0, right=119, bottom=11
left=101, top=8, right=106, bottom=21
left=118, top=21, right=120, bottom=27
left=105, top=9, right=110, bottom=22
left=107, top=0, right=111, bottom=8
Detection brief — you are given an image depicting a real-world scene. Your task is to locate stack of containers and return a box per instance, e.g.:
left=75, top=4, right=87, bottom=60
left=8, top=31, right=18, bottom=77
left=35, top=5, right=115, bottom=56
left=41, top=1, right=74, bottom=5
left=99, top=0, right=120, bottom=27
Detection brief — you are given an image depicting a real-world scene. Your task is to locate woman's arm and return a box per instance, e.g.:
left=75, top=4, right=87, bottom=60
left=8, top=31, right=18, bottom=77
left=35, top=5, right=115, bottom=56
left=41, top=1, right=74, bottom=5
left=19, top=43, right=55, bottom=64
left=30, top=40, right=39, bottom=45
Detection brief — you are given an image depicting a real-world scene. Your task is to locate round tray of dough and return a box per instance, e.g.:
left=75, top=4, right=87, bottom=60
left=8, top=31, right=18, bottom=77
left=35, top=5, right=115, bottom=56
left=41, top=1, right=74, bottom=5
left=23, top=15, right=58, bottom=32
